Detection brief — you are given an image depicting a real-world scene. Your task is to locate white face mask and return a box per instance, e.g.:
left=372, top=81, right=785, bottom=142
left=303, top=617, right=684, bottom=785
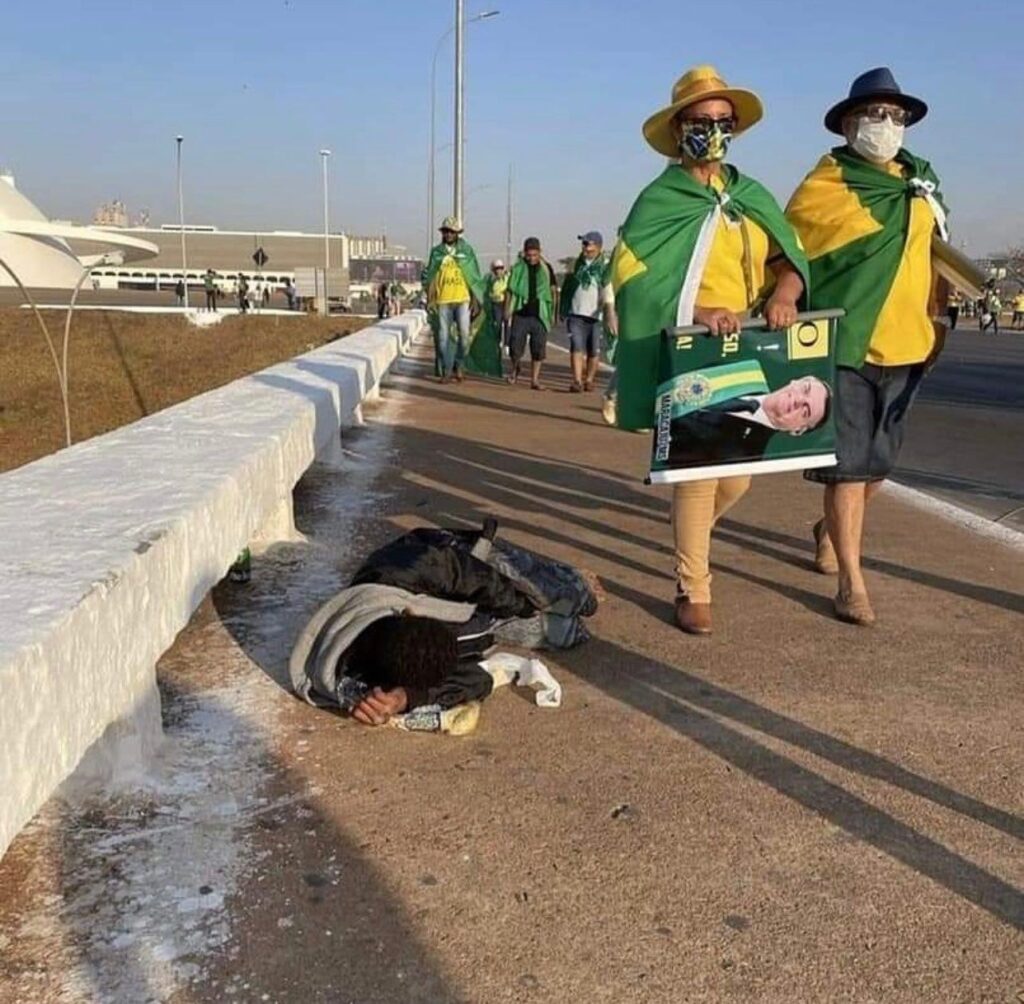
left=847, top=116, right=905, bottom=164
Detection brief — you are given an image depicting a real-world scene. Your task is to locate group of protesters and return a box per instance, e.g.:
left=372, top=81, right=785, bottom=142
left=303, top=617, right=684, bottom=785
left=420, top=63, right=954, bottom=638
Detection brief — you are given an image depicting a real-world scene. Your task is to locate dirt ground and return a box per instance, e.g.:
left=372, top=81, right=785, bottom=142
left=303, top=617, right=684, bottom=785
left=0, top=309, right=368, bottom=473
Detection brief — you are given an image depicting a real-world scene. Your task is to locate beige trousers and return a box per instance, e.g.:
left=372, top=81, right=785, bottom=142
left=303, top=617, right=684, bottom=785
left=672, top=476, right=751, bottom=603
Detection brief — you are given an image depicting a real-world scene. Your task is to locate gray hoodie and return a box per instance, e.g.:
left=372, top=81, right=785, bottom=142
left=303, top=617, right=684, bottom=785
left=288, top=583, right=477, bottom=707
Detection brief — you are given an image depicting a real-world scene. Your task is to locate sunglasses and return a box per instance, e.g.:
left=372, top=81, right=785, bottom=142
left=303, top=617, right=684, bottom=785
left=679, top=115, right=736, bottom=133
left=859, top=104, right=911, bottom=126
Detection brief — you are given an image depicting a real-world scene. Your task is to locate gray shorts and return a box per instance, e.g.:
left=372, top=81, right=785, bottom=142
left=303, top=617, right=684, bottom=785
left=805, top=362, right=925, bottom=484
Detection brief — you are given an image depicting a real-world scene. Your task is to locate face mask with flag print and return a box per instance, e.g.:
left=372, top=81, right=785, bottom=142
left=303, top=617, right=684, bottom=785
left=678, top=120, right=733, bottom=162
left=848, top=116, right=905, bottom=164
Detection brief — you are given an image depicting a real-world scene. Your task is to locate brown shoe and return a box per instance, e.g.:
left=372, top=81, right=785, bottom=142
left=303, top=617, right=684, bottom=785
left=834, top=590, right=876, bottom=627
left=675, top=595, right=712, bottom=635
left=813, top=519, right=839, bottom=575
left=454, top=367, right=465, bottom=383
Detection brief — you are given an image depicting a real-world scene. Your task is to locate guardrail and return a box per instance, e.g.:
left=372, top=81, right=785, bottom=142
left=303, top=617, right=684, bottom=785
left=0, top=310, right=426, bottom=858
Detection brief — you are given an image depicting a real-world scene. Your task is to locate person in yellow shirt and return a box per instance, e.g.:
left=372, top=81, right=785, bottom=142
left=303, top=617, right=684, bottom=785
left=787, top=68, right=949, bottom=626
left=1011, top=291, right=1024, bottom=330
left=422, top=217, right=485, bottom=382
left=486, top=259, right=510, bottom=352
left=610, top=66, right=808, bottom=635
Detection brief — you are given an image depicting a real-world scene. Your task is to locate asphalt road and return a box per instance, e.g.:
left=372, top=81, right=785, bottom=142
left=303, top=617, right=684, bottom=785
left=899, top=327, right=1024, bottom=530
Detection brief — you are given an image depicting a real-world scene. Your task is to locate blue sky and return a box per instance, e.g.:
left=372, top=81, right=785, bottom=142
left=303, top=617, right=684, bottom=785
left=2, top=0, right=1019, bottom=262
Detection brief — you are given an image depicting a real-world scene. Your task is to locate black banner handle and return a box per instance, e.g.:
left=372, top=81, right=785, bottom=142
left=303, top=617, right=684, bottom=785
left=663, top=308, right=846, bottom=339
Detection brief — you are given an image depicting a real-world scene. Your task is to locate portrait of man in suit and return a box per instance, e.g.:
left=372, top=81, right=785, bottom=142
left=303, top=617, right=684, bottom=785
left=663, top=372, right=831, bottom=467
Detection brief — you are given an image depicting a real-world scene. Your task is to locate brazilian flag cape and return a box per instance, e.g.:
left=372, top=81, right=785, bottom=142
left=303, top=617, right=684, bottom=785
left=422, top=238, right=502, bottom=377
left=786, top=146, right=947, bottom=368
left=506, top=258, right=557, bottom=331
left=611, top=164, right=810, bottom=431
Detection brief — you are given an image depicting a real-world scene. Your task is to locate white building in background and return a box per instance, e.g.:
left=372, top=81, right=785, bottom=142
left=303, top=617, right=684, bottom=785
left=0, top=171, right=156, bottom=289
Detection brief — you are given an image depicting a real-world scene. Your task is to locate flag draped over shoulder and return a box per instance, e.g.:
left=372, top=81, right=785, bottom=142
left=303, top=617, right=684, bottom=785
left=559, top=253, right=609, bottom=319
left=421, top=239, right=502, bottom=377
left=506, top=258, right=556, bottom=331
left=611, top=164, right=810, bottom=431
left=786, top=146, right=947, bottom=368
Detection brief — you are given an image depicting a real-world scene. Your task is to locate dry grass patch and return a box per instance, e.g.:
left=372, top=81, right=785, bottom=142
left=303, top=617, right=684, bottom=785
left=0, top=310, right=368, bottom=473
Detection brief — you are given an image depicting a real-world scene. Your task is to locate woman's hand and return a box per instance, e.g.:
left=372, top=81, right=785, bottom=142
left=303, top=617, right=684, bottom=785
left=352, top=687, right=409, bottom=726
left=764, top=293, right=799, bottom=330
left=693, top=306, right=741, bottom=336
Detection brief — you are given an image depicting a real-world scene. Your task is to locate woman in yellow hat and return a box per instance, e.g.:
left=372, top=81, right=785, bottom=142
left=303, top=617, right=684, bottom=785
left=610, top=66, right=810, bottom=635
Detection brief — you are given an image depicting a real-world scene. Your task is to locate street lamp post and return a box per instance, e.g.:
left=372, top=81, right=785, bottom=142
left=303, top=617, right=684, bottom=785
left=453, top=0, right=465, bottom=227
left=427, top=9, right=499, bottom=255
left=320, top=149, right=331, bottom=316
left=176, top=135, right=188, bottom=311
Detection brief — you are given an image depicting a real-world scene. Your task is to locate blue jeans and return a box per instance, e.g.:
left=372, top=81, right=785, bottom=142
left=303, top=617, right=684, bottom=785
left=437, top=301, right=471, bottom=375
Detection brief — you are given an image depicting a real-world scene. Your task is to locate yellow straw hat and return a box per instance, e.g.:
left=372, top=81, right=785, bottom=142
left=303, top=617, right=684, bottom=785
left=642, top=65, right=764, bottom=157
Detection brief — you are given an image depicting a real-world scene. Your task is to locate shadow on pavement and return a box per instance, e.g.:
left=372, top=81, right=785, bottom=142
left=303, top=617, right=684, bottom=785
left=560, top=636, right=1024, bottom=931
left=385, top=418, right=1024, bottom=930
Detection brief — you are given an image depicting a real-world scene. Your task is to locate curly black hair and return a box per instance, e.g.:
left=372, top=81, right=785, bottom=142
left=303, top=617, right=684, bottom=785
left=346, top=614, right=457, bottom=694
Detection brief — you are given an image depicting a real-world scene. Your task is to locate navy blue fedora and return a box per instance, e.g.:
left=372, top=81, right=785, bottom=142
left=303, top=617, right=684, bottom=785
left=824, top=67, right=928, bottom=135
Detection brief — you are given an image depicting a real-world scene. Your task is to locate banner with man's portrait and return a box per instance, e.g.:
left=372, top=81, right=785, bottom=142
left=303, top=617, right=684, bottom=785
left=648, top=310, right=843, bottom=484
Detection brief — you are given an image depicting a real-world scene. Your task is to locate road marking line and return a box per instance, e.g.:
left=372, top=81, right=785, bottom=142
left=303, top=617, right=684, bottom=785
left=885, top=481, right=1024, bottom=551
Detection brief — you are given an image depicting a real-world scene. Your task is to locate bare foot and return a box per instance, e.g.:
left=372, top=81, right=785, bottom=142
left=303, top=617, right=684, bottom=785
left=579, top=568, right=607, bottom=603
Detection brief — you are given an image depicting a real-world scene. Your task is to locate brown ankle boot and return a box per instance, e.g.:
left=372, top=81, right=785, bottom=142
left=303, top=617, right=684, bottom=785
left=675, top=595, right=712, bottom=635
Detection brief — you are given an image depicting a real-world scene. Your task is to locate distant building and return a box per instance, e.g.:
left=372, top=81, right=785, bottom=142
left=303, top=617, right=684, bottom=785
left=92, top=200, right=128, bottom=228
left=88, top=223, right=422, bottom=301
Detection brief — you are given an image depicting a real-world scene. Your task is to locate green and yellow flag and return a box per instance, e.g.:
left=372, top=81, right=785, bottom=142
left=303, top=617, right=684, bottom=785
left=658, top=358, right=769, bottom=420
left=421, top=239, right=503, bottom=377
left=611, top=164, right=809, bottom=430
left=786, top=146, right=946, bottom=368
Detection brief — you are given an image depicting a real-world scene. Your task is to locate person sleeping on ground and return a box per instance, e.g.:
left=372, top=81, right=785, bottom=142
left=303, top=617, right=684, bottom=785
left=289, top=520, right=598, bottom=726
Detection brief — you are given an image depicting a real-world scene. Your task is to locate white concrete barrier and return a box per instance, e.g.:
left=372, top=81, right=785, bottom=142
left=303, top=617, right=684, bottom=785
left=0, top=310, right=426, bottom=858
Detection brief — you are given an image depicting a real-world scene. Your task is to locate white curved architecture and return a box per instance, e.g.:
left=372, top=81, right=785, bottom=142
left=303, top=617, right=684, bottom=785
left=0, top=172, right=157, bottom=288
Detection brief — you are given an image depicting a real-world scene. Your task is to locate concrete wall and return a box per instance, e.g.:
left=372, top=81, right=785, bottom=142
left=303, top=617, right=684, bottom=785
left=0, top=311, right=425, bottom=859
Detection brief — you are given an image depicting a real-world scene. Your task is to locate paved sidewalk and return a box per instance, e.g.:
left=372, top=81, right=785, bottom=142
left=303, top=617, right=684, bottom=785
left=1, top=340, right=1021, bottom=1003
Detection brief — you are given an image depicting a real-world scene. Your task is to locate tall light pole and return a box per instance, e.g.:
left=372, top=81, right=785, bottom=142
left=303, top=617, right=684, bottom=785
left=427, top=9, right=499, bottom=256
left=176, top=135, right=188, bottom=311
left=320, top=149, right=331, bottom=316
left=453, top=0, right=465, bottom=227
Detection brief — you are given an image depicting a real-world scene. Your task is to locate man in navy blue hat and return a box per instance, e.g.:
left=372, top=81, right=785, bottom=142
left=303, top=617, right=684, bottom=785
left=559, top=231, right=614, bottom=393
left=787, top=68, right=951, bottom=627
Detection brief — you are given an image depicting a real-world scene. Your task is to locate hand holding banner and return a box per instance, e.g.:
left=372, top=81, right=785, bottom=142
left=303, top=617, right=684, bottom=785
left=648, top=309, right=844, bottom=485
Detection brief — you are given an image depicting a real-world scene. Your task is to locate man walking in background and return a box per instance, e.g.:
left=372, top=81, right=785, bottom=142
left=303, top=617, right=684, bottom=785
left=237, top=273, right=250, bottom=314
left=203, top=269, right=217, bottom=312
left=505, top=238, right=559, bottom=390
left=560, top=231, right=613, bottom=393
left=422, top=217, right=485, bottom=383
left=1012, top=290, right=1024, bottom=330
